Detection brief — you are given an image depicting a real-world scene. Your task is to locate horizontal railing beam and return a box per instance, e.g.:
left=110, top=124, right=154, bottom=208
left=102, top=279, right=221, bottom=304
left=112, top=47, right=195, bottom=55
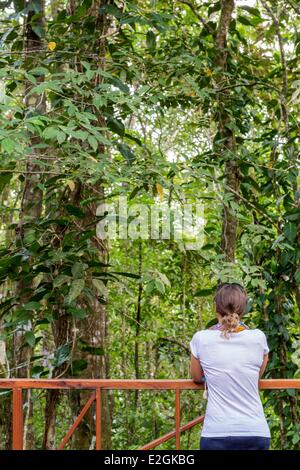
left=3, top=378, right=299, bottom=451
left=0, top=379, right=300, bottom=389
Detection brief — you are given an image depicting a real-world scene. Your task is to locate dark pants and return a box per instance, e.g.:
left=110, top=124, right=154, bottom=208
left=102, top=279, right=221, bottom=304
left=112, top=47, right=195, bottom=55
left=200, top=436, right=270, bottom=450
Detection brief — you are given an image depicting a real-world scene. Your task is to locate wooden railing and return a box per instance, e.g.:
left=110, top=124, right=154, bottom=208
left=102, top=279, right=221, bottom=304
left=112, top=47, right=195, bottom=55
left=0, top=379, right=299, bottom=450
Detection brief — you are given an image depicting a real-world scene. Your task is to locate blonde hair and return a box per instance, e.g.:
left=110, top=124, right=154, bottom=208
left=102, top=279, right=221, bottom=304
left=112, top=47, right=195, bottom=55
left=214, top=284, right=247, bottom=339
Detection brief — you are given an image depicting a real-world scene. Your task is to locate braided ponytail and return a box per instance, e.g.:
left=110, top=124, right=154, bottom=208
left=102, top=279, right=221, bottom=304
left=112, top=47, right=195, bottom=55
left=214, top=284, right=247, bottom=339
left=219, top=311, right=240, bottom=338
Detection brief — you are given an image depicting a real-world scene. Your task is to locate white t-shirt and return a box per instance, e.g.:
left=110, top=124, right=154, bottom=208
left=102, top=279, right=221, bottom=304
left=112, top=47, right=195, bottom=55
left=190, top=328, right=271, bottom=437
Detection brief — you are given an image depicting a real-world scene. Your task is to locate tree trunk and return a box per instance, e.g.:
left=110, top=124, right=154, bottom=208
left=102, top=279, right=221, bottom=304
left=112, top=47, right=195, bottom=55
left=67, top=1, right=112, bottom=449
left=134, top=241, right=143, bottom=407
left=43, top=307, right=72, bottom=449
left=213, top=0, right=238, bottom=262
left=68, top=182, right=111, bottom=450
left=13, top=0, right=46, bottom=450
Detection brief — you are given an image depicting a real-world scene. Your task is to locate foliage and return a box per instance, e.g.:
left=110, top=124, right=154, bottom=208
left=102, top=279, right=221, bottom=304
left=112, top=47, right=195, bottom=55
left=0, top=0, right=299, bottom=450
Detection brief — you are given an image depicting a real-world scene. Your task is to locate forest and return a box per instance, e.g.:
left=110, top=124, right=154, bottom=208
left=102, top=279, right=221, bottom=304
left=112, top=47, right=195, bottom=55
left=0, top=0, right=299, bottom=451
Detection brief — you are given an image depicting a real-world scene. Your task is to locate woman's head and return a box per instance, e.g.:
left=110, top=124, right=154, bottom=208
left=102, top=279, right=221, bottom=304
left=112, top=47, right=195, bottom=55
left=214, top=283, right=248, bottom=338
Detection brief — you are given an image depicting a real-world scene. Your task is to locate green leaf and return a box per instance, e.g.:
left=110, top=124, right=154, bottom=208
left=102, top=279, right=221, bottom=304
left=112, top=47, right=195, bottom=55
left=205, top=319, right=218, bottom=329
left=32, top=25, right=45, bottom=39
left=71, top=262, right=86, bottom=279
left=284, top=222, right=297, bottom=242
left=57, top=130, right=66, bottom=144
left=239, top=5, right=261, bottom=17
left=23, top=301, right=41, bottom=311
left=65, top=128, right=88, bottom=140
left=156, top=272, right=171, bottom=287
left=154, top=279, right=165, bottom=294
left=67, top=279, right=85, bottom=303
left=88, top=135, right=98, bottom=151
left=109, top=76, right=130, bottom=94
left=116, top=143, right=135, bottom=163
left=0, top=163, right=15, bottom=193
left=43, top=126, right=58, bottom=140
left=106, top=117, right=125, bottom=136
left=146, top=30, right=156, bottom=50
left=110, top=271, right=140, bottom=279
left=194, top=288, right=213, bottom=297
left=65, top=204, right=85, bottom=218
left=53, top=344, right=70, bottom=368
left=67, top=306, right=86, bottom=319
left=30, top=66, right=49, bottom=76
left=27, top=80, right=62, bottom=96
left=237, top=15, right=253, bottom=26
left=71, top=359, right=88, bottom=375
left=24, top=331, right=36, bottom=348
left=1, top=138, right=15, bottom=152
left=93, top=94, right=107, bottom=108
left=78, top=340, right=104, bottom=356
left=285, top=208, right=300, bottom=222
left=53, top=274, right=71, bottom=288
left=92, top=278, right=108, bottom=296
left=31, top=365, right=47, bottom=378
left=224, top=121, right=240, bottom=132
left=295, top=268, right=300, bottom=285
left=12, top=309, right=31, bottom=325
left=201, top=243, right=215, bottom=250
left=0, top=26, right=15, bottom=48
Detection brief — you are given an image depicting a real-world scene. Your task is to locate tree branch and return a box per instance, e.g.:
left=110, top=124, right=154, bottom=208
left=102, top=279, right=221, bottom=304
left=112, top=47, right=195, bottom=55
left=177, top=0, right=215, bottom=35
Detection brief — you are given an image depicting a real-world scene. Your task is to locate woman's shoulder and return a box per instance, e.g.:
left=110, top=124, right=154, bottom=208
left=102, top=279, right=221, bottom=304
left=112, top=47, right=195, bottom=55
left=190, top=329, right=216, bottom=350
left=192, top=328, right=219, bottom=339
left=242, top=328, right=268, bottom=344
left=246, top=328, right=267, bottom=336
left=190, top=329, right=210, bottom=341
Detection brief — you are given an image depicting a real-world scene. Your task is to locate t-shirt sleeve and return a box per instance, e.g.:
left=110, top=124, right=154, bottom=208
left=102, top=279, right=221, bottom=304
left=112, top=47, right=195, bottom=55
left=261, top=332, right=270, bottom=355
left=189, top=332, right=200, bottom=359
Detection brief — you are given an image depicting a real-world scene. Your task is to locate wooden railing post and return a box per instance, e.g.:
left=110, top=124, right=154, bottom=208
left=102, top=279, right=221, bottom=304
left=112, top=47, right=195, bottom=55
left=96, top=388, right=102, bottom=450
left=12, top=387, right=23, bottom=450
left=175, top=389, right=180, bottom=450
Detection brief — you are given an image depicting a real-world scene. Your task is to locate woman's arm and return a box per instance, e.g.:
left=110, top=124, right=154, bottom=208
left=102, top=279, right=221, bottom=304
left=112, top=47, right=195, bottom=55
left=259, top=353, right=269, bottom=379
left=190, top=353, right=203, bottom=383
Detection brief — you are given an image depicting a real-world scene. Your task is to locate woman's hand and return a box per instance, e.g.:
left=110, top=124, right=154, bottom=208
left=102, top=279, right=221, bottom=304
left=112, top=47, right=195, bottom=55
left=190, top=353, right=204, bottom=384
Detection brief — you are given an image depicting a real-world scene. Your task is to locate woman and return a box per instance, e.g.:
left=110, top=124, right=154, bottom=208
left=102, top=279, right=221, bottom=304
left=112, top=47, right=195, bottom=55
left=189, top=283, right=271, bottom=450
